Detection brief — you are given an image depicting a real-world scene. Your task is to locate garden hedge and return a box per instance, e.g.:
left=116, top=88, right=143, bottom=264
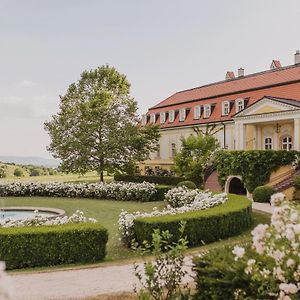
left=133, top=194, right=252, bottom=247
left=252, top=185, right=275, bottom=203
left=0, top=223, right=108, bottom=269
left=216, top=150, right=298, bottom=192
left=150, top=185, right=173, bottom=201
left=114, top=174, right=186, bottom=186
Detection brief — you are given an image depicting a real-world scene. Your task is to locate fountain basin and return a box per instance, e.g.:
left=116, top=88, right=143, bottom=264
left=0, top=207, right=65, bottom=220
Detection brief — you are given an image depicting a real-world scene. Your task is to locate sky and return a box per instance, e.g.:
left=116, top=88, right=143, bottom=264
left=0, top=0, right=300, bottom=159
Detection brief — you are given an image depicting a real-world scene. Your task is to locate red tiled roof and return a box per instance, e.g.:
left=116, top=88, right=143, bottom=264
left=151, top=64, right=300, bottom=109
left=145, top=64, right=300, bottom=129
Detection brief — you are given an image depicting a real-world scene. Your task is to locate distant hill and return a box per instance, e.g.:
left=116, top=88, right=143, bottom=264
left=0, top=156, right=60, bottom=168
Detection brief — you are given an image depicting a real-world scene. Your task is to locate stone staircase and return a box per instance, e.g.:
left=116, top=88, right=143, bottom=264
left=272, top=169, right=300, bottom=192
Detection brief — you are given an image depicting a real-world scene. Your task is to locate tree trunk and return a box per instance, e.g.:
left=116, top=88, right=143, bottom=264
left=99, top=171, right=104, bottom=183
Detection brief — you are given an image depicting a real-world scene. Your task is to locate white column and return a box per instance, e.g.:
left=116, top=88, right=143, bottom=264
left=294, top=118, right=300, bottom=150
left=253, top=125, right=257, bottom=149
left=240, top=123, right=246, bottom=150
left=235, top=123, right=240, bottom=150
left=257, top=126, right=261, bottom=150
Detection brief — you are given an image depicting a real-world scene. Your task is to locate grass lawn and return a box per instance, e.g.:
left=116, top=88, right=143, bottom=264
left=0, top=196, right=271, bottom=271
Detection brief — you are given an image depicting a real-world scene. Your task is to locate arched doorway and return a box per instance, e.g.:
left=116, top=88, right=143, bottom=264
left=225, top=176, right=247, bottom=195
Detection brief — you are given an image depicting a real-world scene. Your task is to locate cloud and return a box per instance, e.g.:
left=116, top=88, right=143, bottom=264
left=19, top=80, right=36, bottom=88
left=0, top=95, right=59, bottom=120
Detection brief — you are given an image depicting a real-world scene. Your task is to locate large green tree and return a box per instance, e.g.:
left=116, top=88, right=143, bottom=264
left=173, top=125, right=221, bottom=186
left=45, top=65, right=160, bottom=181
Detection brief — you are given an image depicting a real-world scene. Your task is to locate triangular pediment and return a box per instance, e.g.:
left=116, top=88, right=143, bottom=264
left=234, top=96, right=300, bottom=118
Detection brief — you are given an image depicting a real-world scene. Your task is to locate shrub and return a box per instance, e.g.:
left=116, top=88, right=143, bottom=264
left=30, top=168, right=42, bottom=176
left=0, top=181, right=156, bottom=202
left=216, top=150, right=298, bottom=192
left=293, top=175, right=300, bottom=190
left=177, top=180, right=197, bottom=189
left=252, top=185, right=275, bottom=203
left=150, top=185, right=173, bottom=201
left=120, top=194, right=251, bottom=247
left=194, top=193, right=300, bottom=299
left=13, top=168, right=23, bottom=177
left=114, top=174, right=186, bottom=186
left=0, top=223, right=108, bottom=269
left=0, top=168, right=6, bottom=179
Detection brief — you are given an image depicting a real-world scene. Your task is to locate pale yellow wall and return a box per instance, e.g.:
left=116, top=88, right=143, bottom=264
left=252, top=105, right=281, bottom=115
left=282, top=186, right=294, bottom=201
left=245, top=125, right=255, bottom=150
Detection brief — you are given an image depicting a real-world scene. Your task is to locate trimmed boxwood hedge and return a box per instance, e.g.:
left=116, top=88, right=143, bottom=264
left=114, top=174, right=186, bottom=186
left=133, top=194, right=252, bottom=247
left=0, top=223, right=108, bottom=270
left=252, top=185, right=275, bottom=203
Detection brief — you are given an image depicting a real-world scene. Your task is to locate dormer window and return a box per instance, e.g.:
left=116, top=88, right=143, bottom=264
left=169, top=110, right=175, bottom=122
left=236, top=99, right=244, bottom=113
left=194, top=106, right=201, bottom=119
left=203, top=104, right=211, bottom=118
left=142, top=114, right=147, bottom=126
left=150, top=113, right=156, bottom=124
left=160, top=112, right=166, bottom=124
left=222, top=101, right=230, bottom=116
left=179, top=108, right=186, bottom=122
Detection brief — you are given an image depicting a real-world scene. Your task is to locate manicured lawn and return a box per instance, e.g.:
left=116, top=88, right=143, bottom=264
left=0, top=197, right=165, bottom=261
left=0, top=195, right=271, bottom=270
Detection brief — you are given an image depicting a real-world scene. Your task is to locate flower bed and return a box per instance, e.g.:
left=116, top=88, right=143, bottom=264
left=0, top=223, right=108, bottom=269
left=0, top=210, right=96, bottom=228
left=0, top=181, right=156, bottom=202
left=118, top=189, right=231, bottom=245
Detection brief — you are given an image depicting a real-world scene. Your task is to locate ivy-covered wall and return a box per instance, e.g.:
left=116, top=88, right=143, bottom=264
left=215, top=150, right=298, bottom=192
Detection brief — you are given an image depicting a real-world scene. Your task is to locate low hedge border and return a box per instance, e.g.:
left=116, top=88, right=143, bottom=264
left=133, top=194, right=252, bottom=247
left=114, top=174, right=186, bottom=186
left=0, top=223, right=108, bottom=270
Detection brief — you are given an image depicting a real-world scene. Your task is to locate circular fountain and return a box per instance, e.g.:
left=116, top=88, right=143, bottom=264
left=0, top=207, right=65, bottom=220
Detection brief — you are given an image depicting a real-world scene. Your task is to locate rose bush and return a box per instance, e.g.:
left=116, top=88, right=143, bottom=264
left=118, top=190, right=227, bottom=245
left=0, top=181, right=156, bottom=202
left=0, top=210, right=96, bottom=228
left=230, top=193, right=300, bottom=299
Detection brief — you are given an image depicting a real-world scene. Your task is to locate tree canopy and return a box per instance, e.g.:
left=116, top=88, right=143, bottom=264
left=45, top=65, right=160, bottom=181
left=173, top=126, right=221, bottom=186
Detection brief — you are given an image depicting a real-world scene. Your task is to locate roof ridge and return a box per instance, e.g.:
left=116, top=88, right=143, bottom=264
left=175, top=63, right=299, bottom=95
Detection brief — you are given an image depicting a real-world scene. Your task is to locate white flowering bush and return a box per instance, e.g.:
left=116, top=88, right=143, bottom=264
left=0, top=210, right=96, bottom=228
left=0, top=181, right=156, bottom=202
left=229, top=193, right=300, bottom=299
left=0, top=262, right=12, bottom=299
left=165, top=186, right=199, bottom=207
left=118, top=190, right=227, bottom=245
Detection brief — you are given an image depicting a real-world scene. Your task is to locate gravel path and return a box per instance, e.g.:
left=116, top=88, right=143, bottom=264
left=8, top=201, right=272, bottom=300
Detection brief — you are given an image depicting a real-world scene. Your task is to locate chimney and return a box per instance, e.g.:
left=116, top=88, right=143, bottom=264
left=225, top=71, right=235, bottom=80
left=238, top=67, right=244, bottom=77
left=295, top=50, right=300, bottom=65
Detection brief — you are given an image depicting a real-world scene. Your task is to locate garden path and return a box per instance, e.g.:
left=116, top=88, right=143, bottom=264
left=9, top=202, right=272, bottom=300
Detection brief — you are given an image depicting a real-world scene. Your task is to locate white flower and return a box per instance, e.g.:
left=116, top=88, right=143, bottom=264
left=232, top=246, right=245, bottom=260
left=279, top=283, right=299, bottom=294
left=270, top=193, right=285, bottom=207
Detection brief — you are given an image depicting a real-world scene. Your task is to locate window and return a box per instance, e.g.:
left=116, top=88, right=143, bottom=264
left=179, top=108, right=186, bottom=122
left=160, top=112, right=166, bottom=124
left=264, top=137, right=272, bottom=150
left=282, top=136, right=292, bottom=150
left=203, top=104, right=211, bottom=118
left=171, top=143, right=176, bottom=158
left=194, top=106, right=201, bottom=119
left=150, top=113, right=156, bottom=124
left=222, top=101, right=230, bottom=115
left=236, top=99, right=244, bottom=113
left=169, top=110, right=175, bottom=122
left=141, top=114, right=147, bottom=126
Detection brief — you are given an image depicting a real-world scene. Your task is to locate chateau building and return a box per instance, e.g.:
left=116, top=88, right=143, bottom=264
left=140, top=51, right=300, bottom=173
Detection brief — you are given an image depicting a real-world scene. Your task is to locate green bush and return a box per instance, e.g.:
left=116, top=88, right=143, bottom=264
left=216, top=150, right=298, bottom=192
left=252, top=185, right=275, bottom=203
left=0, top=223, right=108, bottom=270
left=133, top=194, right=252, bottom=247
left=150, top=185, right=173, bottom=201
left=177, top=180, right=197, bottom=189
left=0, top=168, right=6, bottom=178
left=13, top=168, right=24, bottom=177
left=293, top=175, right=300, bottom=190
left=114, top=174, right=186, bottom=186
left=30, top=168, right=42, bottom=176
left=193, top=247, right=255, bottom=299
